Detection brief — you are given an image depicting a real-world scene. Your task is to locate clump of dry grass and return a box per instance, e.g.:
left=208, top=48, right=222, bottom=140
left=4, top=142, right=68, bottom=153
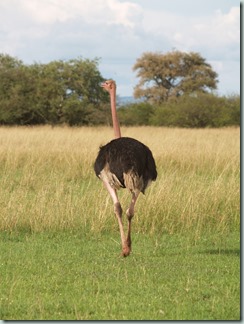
left=0, top=126, right=240, bottom=235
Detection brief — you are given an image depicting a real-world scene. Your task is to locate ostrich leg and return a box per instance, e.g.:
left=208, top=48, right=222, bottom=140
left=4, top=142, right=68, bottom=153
left=126, top=191, right=140, bottom=252
left=102, top=179, right=130, bottom=256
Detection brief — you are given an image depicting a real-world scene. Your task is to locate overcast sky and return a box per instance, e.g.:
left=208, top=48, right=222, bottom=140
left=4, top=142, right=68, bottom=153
left=0, top=0, right=240, bottom=97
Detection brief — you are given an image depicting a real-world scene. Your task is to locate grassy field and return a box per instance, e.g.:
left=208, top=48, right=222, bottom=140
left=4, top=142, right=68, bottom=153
left=0, top=126, right=240, bottom=320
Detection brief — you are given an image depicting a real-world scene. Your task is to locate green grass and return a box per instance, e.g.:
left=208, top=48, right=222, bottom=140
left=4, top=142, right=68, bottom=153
left=1, top=230, right=240, bottom=320
left=0, top=126, right=240, bottom=319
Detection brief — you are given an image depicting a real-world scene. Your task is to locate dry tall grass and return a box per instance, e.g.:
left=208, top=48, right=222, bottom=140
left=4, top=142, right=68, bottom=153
left=0, top=126, right=240, bottom=235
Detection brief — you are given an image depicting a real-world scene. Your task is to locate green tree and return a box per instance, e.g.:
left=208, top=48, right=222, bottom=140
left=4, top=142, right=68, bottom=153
left=0, top=55, right=109, bottom=125
left=0, top=54, right=40, bottom=124
left=133, top=51, right=218, bottom=104
left=31, top=58, right=109, bottom=125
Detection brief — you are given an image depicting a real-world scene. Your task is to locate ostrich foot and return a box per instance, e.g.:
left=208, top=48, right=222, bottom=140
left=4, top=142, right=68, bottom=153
left=122, top=245, right=131, bottom=257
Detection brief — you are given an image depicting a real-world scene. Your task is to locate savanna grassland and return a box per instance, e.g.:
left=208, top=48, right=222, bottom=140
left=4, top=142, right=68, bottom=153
left=0, top=126, right=240, bottom=320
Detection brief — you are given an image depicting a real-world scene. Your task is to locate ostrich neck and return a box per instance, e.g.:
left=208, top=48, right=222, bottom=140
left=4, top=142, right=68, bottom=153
left=110, top=89, right=121, bottom=139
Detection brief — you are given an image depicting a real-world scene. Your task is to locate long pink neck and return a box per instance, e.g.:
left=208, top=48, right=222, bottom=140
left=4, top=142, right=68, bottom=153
left=110, top=88, right=121, bottom=139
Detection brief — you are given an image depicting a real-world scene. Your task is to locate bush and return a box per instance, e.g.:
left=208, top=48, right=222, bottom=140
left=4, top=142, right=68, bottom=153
left=150, top=93, right=240, bottom=128
left=118, top=102, right=154, bottom=126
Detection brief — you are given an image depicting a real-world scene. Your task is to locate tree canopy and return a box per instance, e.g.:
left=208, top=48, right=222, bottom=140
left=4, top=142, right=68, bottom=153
left=0, top=54, right=110, bottom=125
left=133, top=51, right=219, bottom=104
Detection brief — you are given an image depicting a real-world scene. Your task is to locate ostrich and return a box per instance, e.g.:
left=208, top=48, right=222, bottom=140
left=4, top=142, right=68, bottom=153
left=94, top=80, right=157, bottom=257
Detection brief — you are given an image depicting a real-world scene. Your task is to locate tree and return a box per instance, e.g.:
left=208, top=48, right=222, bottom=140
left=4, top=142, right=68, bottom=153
left=31, top=58, right=109, bottom=125
left=0, top=54, right=40, bottom=124
left=0, top=54, right=109, bottom=125
left=133, top=50, right=218, bottom=104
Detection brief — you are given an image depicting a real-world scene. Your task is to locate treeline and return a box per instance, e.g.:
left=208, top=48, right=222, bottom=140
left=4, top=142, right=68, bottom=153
left=118, top=93, right=240, bottom=128
left=0, top=54, right=240, bottom=127
left=0, top=54, right=111, bottom=126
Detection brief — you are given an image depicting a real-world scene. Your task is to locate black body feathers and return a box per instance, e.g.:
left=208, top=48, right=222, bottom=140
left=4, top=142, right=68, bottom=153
left=94, top=137, right=157, bottom=193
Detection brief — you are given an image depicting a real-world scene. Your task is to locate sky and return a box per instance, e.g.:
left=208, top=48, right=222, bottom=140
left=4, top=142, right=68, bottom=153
left=0, top=0, right=240, bottom=97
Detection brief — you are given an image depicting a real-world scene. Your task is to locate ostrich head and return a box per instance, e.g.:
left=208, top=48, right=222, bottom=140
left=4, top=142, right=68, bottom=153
left=101, top=80, right=116, bottom=94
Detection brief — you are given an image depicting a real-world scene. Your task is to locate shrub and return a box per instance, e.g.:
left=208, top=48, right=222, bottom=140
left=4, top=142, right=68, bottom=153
left=150, top=93, right=240, bottom=128
left=118, top=102, right=154, bottom=126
